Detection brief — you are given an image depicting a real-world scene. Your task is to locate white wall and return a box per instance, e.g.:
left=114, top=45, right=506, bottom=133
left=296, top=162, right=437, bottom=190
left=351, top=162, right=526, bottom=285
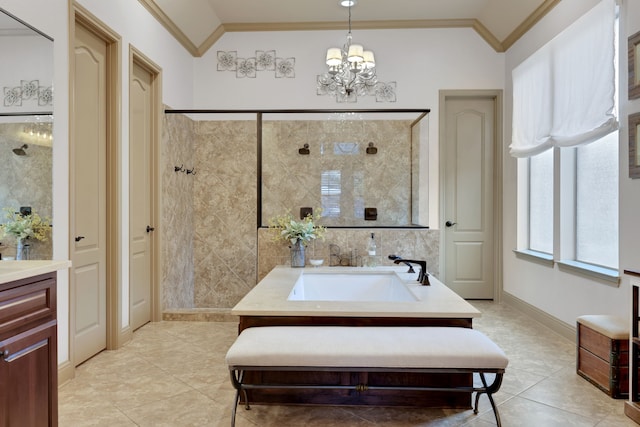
left=503, top=0, right=638, bottom=327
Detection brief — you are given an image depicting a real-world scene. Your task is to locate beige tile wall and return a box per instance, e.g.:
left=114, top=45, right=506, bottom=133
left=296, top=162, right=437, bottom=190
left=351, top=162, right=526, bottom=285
left=161, top=113, right=196, bottom=309
left=258, top=227, right=439, bottom=282
left=262, top=119, right=412, bottom=227
left=193, top=120, right=258, bottom=308
left=162, top=115, right=439, bottom=311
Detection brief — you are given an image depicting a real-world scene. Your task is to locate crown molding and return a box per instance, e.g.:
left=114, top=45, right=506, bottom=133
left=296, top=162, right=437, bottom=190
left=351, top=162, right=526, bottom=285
left=501, top=0, right=561, bottom=51
left=138, top=0, right=561, bottom=57
left=137, top=0, right=200, bottom=56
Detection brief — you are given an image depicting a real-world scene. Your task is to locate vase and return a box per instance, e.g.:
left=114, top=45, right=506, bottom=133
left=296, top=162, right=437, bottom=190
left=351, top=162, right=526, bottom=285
left=290, top=240, right=305, bottom=268
left=16, top=239, right=24, bottom=260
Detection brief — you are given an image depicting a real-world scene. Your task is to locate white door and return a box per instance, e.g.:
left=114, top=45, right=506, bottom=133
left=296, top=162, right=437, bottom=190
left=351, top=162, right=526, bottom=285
left=129, top=61, right=153, bottom=331
left=72, top=22, right=107, bottom=364
left=443, top=97, right=495, bottom=299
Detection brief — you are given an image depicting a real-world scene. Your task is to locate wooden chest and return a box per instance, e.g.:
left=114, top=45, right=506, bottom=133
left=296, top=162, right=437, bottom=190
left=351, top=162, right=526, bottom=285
left=577, top=315, right=628, bottom=399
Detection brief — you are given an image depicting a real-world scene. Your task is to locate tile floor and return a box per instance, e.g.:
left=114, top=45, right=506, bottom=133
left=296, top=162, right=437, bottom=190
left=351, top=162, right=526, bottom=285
left=59, top=301, right=636, bottom=426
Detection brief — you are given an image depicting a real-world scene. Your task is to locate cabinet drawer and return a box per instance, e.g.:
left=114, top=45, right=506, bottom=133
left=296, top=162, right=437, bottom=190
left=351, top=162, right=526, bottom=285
left=578, top=347, right=628, bottom=398
left=578, top=323, right=628, bottom=361
left=0, top=277, right=56, bottom=338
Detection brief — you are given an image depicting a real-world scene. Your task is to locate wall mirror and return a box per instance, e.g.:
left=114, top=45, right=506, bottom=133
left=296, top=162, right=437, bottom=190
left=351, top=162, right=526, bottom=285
left=0, top=8, right=53, bottom=259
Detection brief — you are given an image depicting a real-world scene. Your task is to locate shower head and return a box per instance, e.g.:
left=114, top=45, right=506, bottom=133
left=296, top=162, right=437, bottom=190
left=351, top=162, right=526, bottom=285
left=12, top=144, right=28, bottom=156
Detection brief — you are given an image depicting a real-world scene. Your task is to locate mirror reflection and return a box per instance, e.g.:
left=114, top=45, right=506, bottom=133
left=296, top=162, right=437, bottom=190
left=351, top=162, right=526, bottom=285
left=0, top=9, right=53, bottom=260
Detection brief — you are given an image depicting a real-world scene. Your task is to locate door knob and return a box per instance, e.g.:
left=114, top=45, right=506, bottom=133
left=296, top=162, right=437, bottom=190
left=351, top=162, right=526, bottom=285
left=75, top=236, right=85, bottom=242
left=445, top=221, right=457, bottom=228
left=146, top=225, right=155, bottom=233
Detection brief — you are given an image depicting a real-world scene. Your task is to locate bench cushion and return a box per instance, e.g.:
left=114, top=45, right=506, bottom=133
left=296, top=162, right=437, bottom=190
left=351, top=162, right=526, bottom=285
left=226, top=326, right=508, bottom=370
left=577, top=315, right=628, bottom=340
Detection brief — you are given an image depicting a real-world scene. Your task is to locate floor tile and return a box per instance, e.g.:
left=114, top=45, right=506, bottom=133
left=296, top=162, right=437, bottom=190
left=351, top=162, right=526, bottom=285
left=58, top=301, right=632, bottom=426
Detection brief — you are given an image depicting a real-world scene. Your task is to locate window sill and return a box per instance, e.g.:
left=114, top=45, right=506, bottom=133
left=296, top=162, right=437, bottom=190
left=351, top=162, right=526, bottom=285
left=556, top=260, right=620, bottom=286
left=513, top=249, right=554, bottom=267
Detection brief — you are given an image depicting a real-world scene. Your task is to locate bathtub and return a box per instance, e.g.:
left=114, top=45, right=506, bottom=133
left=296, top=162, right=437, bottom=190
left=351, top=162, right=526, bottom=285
left=287, top=271, right=417, bottom=302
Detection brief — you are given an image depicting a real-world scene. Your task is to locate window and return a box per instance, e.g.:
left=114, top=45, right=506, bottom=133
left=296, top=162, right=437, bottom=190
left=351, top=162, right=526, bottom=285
left=575, top=132, right=619, bottom=269
left=513, top=0, right=619, bottom=277
left=321, top=170, right=341, bottom=218
left=528, top=150, right=553, bottom=254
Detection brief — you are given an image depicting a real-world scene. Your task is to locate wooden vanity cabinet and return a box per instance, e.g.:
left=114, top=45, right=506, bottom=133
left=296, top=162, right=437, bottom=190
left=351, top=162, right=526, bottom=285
left=0, top=272, right=58, bottom=427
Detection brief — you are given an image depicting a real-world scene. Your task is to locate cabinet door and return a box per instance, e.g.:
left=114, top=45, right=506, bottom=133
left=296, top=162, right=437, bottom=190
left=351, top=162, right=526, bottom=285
left=0, top=320, right=58, bottom=427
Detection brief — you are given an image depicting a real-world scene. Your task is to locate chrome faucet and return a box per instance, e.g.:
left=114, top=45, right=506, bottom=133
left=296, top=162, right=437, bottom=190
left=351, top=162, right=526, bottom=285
left=392, top=257, right=430, bottom=285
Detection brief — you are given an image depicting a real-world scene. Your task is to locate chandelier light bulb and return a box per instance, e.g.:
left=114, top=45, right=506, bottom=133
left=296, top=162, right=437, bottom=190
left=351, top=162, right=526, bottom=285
left=326, top=48, right=342, bottom=66
left=362, top=51, right=375, bottom=68
left=347, top=44, right=364, bottom=63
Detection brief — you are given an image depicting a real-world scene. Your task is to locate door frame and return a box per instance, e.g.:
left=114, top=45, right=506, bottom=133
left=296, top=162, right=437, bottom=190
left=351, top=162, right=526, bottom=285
left=129, top=46, right=163, bottom=323
left=68, top=1, right=123, bottom=372
left=438, top=90, right=503, bottom=301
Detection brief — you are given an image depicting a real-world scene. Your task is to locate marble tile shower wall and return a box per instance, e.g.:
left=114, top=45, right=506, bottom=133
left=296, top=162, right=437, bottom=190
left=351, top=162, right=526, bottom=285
left=262, top=120, right=412, bottom=226
left=193, top=120, right=258, bottom=308
left=0, top=122, right=52, bottom=260
left=161, top=115, right=439, bottom=311
left=257, top=227, right=440, bottom=282
left=161, top=113, right=195, bottom=309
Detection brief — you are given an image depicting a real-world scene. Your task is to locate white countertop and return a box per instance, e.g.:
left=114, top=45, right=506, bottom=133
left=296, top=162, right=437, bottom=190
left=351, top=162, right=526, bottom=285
left=232, top=266, right=481, bottom=319
left=0, top=260, right=72, bottom=284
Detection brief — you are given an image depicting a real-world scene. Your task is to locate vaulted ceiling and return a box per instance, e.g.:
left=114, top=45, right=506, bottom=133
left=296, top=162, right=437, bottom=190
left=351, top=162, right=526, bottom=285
left=138, top=0, right=560, bottom=57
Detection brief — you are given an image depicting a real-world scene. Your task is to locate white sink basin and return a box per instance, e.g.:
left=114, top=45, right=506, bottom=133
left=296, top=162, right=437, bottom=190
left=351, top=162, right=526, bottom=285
left=287, top=271, right=418, bottom=302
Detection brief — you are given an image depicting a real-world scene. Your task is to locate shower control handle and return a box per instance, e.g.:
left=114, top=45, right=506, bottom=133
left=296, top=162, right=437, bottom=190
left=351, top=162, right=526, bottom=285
left=74, top=236, right=85, bottom=242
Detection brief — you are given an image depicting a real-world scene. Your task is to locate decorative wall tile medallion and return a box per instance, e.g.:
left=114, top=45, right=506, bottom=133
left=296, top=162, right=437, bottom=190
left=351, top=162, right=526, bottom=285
left=217, top=50, right=295, bottom=78
left=3, top=79, right=53, bottom=106
left=236, top=58, right=257, bottom=78
left=256, top=50, right=276, bottom=71
left=275, top=58, right=295, bottom=78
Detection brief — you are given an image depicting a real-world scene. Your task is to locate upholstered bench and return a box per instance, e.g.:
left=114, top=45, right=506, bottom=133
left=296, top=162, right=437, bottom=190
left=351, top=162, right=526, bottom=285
left=577, top=315, right=629, bottom=398
left=226, top=326, right=508, bottom=427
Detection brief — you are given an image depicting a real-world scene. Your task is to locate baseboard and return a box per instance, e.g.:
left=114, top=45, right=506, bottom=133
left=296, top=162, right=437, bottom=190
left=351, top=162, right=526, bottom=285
left=162, top=308, right=237, bottom=322
left=502, top=291, right=576, bottom=341
left=57, top=359, right=74, bottom=387
left=119, top=325, right=133, bottom=348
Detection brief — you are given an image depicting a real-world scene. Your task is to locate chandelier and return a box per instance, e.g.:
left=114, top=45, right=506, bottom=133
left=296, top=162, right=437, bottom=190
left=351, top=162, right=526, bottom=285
left=317, top=0, right=378, bottom=101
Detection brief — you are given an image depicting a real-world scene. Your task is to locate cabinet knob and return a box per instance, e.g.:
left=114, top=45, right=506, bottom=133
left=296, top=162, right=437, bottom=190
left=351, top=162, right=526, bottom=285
left=1, top=349, right=8, bottom=360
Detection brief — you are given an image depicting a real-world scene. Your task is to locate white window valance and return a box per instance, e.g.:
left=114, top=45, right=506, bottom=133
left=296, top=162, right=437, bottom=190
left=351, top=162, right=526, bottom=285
left=510, top=0, right=618, bottom=158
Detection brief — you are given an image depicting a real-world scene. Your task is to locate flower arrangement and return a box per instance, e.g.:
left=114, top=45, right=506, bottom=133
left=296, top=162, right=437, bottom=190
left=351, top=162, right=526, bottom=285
left=268, top=209, right=326, bottom=246
left=0, top=208, right=51, bottom=242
